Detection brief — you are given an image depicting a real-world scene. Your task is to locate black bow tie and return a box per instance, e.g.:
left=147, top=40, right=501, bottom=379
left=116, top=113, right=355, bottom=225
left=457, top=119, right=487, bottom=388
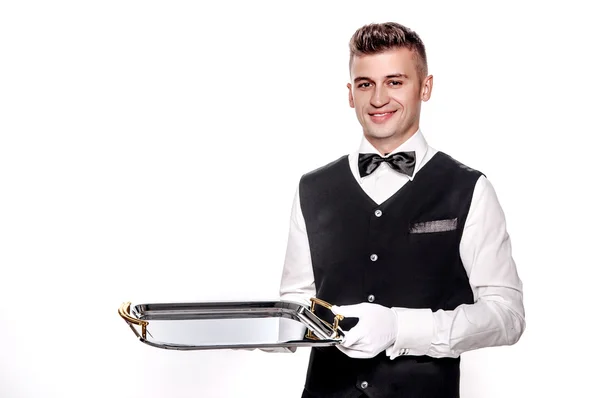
left=358, top=151, right=416, bottom=178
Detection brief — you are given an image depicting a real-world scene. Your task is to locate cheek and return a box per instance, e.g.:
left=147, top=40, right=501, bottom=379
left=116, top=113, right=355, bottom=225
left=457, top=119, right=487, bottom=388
left=391, top=93, right=420, bottom=110
left=392, top=85, right=421, bottom=103
left=355, top=100, right=369, bottom=114
left=353, top=93, right=367, bottom=107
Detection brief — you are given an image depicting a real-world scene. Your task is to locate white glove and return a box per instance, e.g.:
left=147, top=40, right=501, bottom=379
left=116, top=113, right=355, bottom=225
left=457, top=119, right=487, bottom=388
left=332, top=302, right=397, bottom=359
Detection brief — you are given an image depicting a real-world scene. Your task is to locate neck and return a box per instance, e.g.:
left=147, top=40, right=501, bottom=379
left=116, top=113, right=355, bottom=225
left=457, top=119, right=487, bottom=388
left=365, top=127, right=419, bottom=155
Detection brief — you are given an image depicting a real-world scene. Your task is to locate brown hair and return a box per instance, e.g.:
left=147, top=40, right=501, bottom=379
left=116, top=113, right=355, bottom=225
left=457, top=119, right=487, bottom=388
left=349, top=22, right=428, bottom=80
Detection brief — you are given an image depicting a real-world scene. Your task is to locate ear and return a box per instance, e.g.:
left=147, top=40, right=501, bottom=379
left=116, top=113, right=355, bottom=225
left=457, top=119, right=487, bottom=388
left=347, top=83, right=355, bottom=108
left=421, top=75, right=433, bottom=101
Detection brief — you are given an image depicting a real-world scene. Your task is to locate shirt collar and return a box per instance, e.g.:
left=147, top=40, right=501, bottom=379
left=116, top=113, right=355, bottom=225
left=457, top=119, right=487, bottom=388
left=354, top=129, right=429, bottom=182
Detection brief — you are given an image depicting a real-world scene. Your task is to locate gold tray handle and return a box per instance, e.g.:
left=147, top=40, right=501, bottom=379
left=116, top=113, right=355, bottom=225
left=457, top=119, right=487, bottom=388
left=118, top=302, right=149, bottom=339
left=306, top=297, right=344, bottom=340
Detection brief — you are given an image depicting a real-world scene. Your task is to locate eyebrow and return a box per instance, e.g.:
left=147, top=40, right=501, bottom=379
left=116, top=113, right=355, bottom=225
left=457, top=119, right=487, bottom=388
left=353, top=73, right=409, bottom=83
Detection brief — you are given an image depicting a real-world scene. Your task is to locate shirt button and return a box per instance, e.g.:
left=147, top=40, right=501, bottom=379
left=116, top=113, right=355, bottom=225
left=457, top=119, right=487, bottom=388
left=374, top=209, right=383, bottom=217
left=370, top=254, right=378, bottom=261
left=367, top=294, right=375, bottom=302
left=360, top=381, right=369, bottom=389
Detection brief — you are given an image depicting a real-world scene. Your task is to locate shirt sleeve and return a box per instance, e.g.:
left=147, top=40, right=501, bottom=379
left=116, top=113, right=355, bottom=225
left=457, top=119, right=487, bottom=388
left=278, top=184, right=316, bottom=307
left=387, top=175, right=526, bottom=359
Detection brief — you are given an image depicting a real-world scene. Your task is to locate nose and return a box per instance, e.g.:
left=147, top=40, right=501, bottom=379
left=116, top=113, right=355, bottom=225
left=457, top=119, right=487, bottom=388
left=370, top=86, right=390, bottom=108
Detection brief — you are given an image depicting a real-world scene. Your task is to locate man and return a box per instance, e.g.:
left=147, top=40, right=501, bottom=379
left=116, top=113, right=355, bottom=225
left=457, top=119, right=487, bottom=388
left=278, top=22, right=525, bottom=397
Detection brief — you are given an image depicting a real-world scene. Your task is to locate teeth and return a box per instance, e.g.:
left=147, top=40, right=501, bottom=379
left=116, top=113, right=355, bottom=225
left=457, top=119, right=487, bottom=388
left=373, top=113, right=390, bottom=116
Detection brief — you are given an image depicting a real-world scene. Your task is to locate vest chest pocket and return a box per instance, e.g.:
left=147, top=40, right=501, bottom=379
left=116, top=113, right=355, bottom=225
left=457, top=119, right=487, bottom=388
left=407, top=218, right=461, bottom=262
left=409, top=218, right=457, bottom=234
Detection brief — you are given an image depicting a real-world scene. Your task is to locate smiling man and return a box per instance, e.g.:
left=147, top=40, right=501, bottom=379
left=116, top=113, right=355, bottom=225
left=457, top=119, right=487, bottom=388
left=348, top=46, right=430, bottom=155
left=279, top=22, right=525, bottom=398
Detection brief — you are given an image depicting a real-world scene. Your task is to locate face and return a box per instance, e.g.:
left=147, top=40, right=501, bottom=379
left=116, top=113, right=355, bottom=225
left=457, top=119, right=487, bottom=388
left=348, top=47, right=433, bottom=151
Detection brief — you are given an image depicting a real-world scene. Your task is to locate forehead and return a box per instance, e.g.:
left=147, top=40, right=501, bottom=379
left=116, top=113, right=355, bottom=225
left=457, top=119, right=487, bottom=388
left=350, top=47, right=419, bottom=80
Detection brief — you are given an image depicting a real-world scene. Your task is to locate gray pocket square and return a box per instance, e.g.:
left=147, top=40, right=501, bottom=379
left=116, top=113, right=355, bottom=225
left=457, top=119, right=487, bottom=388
left=409, top=218, right=458, bottom=234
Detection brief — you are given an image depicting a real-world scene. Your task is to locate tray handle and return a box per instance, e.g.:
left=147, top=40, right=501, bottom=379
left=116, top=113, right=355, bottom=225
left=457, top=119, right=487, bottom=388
left=118, top=301, right=149, bottom=340
left=306, top=297, right=344, bottom=340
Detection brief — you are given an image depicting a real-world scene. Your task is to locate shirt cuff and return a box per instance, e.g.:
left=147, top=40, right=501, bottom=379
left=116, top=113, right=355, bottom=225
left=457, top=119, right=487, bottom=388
left=386, top=307, right=434, bottom=359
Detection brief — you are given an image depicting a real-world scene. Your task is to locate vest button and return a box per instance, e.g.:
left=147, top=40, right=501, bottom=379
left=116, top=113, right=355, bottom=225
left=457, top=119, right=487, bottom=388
left=374, top=209, right=382, bottom=217
left=360, top=381, right=369, bottom=389
left=367, top=294, right=375, bottom=302
left=370, top=254, right=378, bottom=261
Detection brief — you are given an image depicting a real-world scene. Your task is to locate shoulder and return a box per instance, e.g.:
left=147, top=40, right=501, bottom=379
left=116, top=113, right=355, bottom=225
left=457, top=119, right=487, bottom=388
left=434, top=151, right=486, bottom=178
left=300, top=155, right=349, bottom=184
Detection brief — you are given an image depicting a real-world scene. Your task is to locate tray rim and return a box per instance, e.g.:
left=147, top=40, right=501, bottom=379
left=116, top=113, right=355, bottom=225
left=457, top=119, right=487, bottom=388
left=120, top=299, right=343, bottom=350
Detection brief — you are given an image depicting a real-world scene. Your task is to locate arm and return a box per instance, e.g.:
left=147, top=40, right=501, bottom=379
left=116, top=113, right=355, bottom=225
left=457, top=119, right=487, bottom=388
left=279, top=185, right=316, bottom=307
left=248, top=186, right=314, bottom=354
left=386, top=175, right=526, bottom=359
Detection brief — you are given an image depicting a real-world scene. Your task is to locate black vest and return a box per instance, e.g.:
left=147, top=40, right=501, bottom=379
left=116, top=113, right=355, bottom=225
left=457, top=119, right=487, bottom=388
left=299, top=152, right=482, bottom=398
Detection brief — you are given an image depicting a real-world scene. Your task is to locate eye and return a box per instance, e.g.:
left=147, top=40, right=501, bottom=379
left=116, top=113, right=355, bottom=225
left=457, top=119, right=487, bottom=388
left=357, top=82, right=372, bottom=88
left=389, top=80, right=403, bottom=86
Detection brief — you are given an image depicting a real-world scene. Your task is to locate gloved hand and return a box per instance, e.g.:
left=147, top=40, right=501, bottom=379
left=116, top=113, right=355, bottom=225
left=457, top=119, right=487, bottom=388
left=332, top=302, right=397, bottom=359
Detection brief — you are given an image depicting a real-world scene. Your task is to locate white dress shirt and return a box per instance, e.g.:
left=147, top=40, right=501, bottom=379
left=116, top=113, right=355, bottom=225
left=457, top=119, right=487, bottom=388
left=279, top=129, right=526, bottom=359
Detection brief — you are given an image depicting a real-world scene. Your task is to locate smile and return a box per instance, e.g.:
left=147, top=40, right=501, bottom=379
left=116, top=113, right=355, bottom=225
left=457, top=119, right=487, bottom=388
left=369, top=110, right=396, bottom=123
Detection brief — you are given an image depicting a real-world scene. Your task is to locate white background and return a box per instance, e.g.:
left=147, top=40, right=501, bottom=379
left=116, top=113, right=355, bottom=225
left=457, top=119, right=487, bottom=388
left=1, top=1, right=598, bottom=397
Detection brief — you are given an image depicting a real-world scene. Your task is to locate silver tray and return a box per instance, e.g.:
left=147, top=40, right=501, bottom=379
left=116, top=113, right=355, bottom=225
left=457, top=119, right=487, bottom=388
left=118, top=297, right=344, bottom=350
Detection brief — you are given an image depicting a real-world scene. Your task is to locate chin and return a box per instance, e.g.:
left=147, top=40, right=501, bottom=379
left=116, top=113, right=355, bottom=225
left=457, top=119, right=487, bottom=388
left=366, top=130, right=395, bottom=140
